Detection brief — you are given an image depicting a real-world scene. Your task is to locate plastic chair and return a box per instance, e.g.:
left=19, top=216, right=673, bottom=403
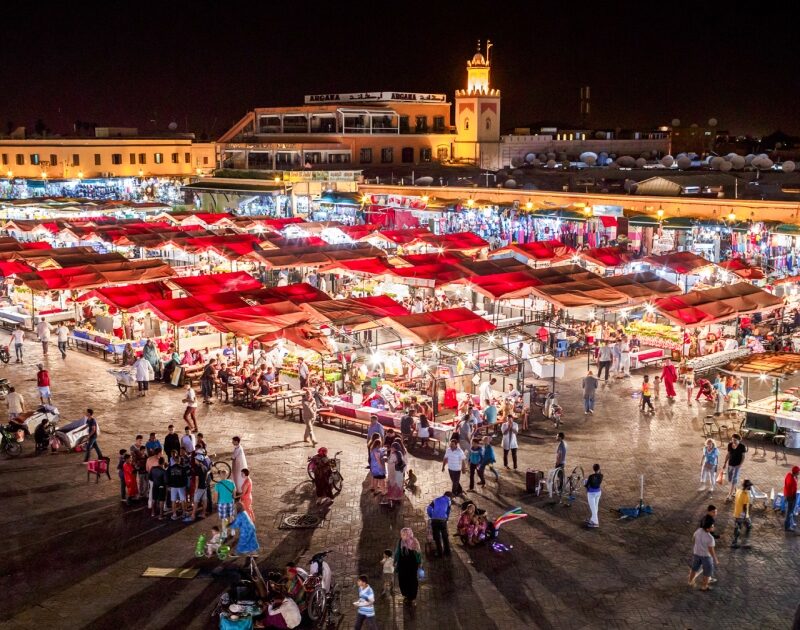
left=555, top=339, right=569, bottom=358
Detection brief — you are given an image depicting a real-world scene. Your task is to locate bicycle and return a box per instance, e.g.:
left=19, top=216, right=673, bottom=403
left=305, top=551, right=343, bottom=628
left=545, top=465, right=584, bottom=500
left=307, top=450, right=343, bottom=494
left=207, top=455, right=232, bottom=482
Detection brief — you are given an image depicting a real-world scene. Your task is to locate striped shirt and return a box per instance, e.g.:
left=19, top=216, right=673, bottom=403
left=357, top=585, right=375, bottom=617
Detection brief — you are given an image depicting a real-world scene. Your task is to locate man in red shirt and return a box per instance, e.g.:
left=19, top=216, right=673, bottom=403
left=784, top=466, right=799, bottom=532
left=36, top=363, right=51, bottom=405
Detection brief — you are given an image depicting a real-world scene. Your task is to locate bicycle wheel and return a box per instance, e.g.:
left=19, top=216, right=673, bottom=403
left=307, top=461, right=315, bottom=481
left=3, top=439, right=22, bottom=457
left=568, top=466, right=585, bottom=495
left=552, top=467, right=565, bottom=496
left=307, top=587, right=325, bottom=621
left=331, top=471, right=343, bottom=494
left=329, top=583, right=342, bottom=616
left=209, top=461, right=232, bottom=482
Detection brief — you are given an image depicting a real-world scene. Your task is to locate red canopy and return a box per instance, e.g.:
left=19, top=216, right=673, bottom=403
left=76, top=282, right=173, bottom=310
left=319, top=257, right=396, bottom=276
left=579, top=246, right=634, bottom=268
left=396, top=252, right=468, bottom=267
left=170, top=271, right=262, bottom=295
left=300, top=296, right=409, bottom=329
left=15, top=260, right=176, bottom=292
left=389, top=263, right=468, bottom=288
left=489, top=240, right=574, bottom=264
left=336, top=224, right=381, bottom=241
left=414, top=231, right=489, bottom=252
left=374, top=228, right=431, bottom=246
left=645, top=251, right=714, bottom=275
left=144, top=292, right=273, bottom=326
left=460, top=271, right=544, bottom=300
left=0, top=260, right=34, bottom=277
left=654, top=282, right=784, bottom=326
left=203, top=302, right=310, bottom=337
left=718, top=259, right=766, bottom=280
left=378, top=308, right=495, bottom=344
left=259, top=283, right=331, bottom=304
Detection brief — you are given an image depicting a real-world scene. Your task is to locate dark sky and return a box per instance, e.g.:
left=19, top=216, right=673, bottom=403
left=3, top=2, right=798, bottom=138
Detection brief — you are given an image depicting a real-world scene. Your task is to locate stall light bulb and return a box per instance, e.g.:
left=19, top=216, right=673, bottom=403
left=431, top=343, right=439, bottom=353
left=645, top=303, right=655, bottom=314
left=487, top=334, right=496, bottom=343
left=759, top=373, right=767, bottom=382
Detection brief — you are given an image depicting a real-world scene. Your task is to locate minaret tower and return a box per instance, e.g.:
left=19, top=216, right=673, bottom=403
left=454, top=40, right=501, bottom=167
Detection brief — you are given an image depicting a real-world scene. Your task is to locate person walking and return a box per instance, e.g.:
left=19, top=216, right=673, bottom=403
left=597, top=342, right=613, bottom=382
left=82, top=409, right=102, bottom=462
left=55, top=323, right=69, bottom=360
left=783, top=465, right=799, bottom=532
left=385, top=442, right=406, bottom=507
left=555, top=432, right=567, bottom=471
left=722, top=433, right=747, bottom=501
left=35, top=318, right=52, bottom=356
left=163, top=424, right=180, bottom=460
left=699, top=439, right=719, bottom=493
left=35, top=363, right=52, bottom=405
left=480, top=435, right=499, bottom=482
left=133, top=354, right=154, bottom=397
left=214, top=470, right=237, bottom=528
left=501, top=414, right=519, bottom=470
left=426, top=491, right=453, bottom=557
left=585, top=463, right=603, bottom=528
left=394, top=527, right=422, bottom=604
left=297, top=356, right=309, bottom=389
left=10, top=325, right=24, bottom=362
left=661, top=359, right=678, bottom=400
left=468, top=437, right=485, bottom=490
left=618, top=336, right=631, bottom=377
left=231, top=436, right=248, bottom=493
left=200, top=359, right=217, bottom=404
left=301, top=389, right=318, bottom=446
left=582, top=370, right=598, bottom=414
left=731, top=479, right=754, bottom=548
left=182, top=383, right=198, bottom=432
left=640, top=374, right=654, bottom=413
left=442, top=438, right=466, bottom=496
left=353, top=575, right=378, bottom=630
left=688, top=515, right=718, bottom=591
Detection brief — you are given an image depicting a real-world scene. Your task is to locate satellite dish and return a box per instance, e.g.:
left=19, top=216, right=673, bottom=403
left=744, top=154, right=756, bottom=165
left=783, top=161, right=797, bottom=173
left=525, top=152, right=536, bottom=163
left=531, top=158, right=542, bottom=167
left=676, top=156, right=692, bottom=170
left=168, top=121, right=178, bottom=131
left=671, top=118, right=681, bottom=127
left=617, top=155, right=636, bottom=168
left=414, top=176, right=434, bottom=186
left=719, top=161, right=733, bottom=172
left=512, top=169, right=524, bottom=177
left=635, top=157, right=647, bottom=168
left=511, top=157, right=522, bottom=168
left=730, top=155, right=746, bottom=169
left=504, top=179, right=517, bottom=188
left=579, top=151, right=598, bottom=162
left=546, top=159, right=557, bottom=168
left=710, top=156, right=725, bottom=169
left=708, top=118, right=718, bottom=127
left=660, top=155, right=675, bottom=167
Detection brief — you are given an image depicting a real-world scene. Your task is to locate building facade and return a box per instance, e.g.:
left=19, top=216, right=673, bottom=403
left=0, top=137, right=216, bottom=179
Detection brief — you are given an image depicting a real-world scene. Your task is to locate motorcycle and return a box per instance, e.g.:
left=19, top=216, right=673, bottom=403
left=0, top=378, right=10, bottom=398
left=1, top=424, right=22, bottom=457
left=0, top=345, right=9, bottom=364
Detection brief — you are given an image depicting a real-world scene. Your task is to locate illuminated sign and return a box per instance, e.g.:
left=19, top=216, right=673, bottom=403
left=304, top=92, right=447, bottom=104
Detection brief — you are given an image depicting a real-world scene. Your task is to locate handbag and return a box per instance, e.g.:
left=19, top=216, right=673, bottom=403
left=417, top=566, right=426, bottom=581
left=715, top=469, right=725, bottom=485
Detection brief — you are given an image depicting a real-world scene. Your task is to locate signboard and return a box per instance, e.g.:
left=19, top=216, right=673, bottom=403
left=282, top=170, right=359, bottom=183
left=365, top=194, right=428, bottom=210
left=304, top=92, right=447, bottom=104
left=590, top=204, right=624, bottom=217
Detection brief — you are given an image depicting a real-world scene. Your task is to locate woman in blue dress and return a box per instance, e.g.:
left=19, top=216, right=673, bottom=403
left=228, top=502, right=260, bottom=557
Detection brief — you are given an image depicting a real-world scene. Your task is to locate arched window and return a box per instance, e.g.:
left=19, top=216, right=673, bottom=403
left=485, top=117, right=492, bottom=130
left=464, top=117, right=470, bottom=130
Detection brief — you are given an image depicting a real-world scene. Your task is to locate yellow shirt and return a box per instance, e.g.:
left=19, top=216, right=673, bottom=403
left=642, top=383, right=651, bottom=397
left=733, top=488, right=750, bottom=518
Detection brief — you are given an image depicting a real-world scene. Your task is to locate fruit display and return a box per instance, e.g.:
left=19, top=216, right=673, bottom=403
left=625, top=320, right=681, bottom=350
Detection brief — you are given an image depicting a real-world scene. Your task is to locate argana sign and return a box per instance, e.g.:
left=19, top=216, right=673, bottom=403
left=304, top=92, right=447, bottom=104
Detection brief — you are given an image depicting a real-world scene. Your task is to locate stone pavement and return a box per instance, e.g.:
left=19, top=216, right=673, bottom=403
left=1, top=342, right=799, bottom=630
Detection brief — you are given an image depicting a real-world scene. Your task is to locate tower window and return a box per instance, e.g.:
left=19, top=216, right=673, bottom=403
left=485, top=118, right=492, bottom=130
left=464, top=118, right=470, bottom=130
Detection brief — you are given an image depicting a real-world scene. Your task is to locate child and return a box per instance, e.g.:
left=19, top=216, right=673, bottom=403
left=117, top=449, right=128, bottom=502
left=481, top=435, right=499, bottom=482
left=206, top=525, right=222, bottom=557
left=653, top=375, right=661, bottom=399
left=640, top=375, right=654, bottom=413
left=686, top=371, right=694, bottom=406
left=380, top=549, right=394, bottom=595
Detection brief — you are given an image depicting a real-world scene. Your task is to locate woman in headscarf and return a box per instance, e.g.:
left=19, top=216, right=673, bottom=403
left=227, top=502, right=260, bottom=559
left=121, top=343, right=136, bottom=367
left=142, top=339, right=162, bottom=380
left=309, top=447, right=334, bottom=506
left=660, top=358, right=678, bottom=400
left=385, top=441, right=406, bottom=508
left=394, top=527, right=422, bottom=603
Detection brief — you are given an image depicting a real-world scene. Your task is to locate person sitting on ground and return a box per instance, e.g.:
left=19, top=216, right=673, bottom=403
left=283, top=562, right=308, bottom=612
left=457, top=502, right=477, bottom=541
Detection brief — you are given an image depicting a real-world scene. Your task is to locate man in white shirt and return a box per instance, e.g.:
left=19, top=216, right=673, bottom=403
left=724, top=336, right=739, bottom=352
left=35, top=319, right=52, bottom=356
left=298, top=357, right=310, bottom=388
left=6, top=386, right=24, bottom=420
left=441, top=439, right=466, bottom=496
left=10, top=326, right=25, bottom=363
left=56, top=323, right=70, bottom=360
left=181, top=427, right=196, bottom=455
left=479, top=377, right=497, bottom=405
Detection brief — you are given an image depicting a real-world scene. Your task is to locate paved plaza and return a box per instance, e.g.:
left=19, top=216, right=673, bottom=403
left=2, top=345, right=800, bottom=630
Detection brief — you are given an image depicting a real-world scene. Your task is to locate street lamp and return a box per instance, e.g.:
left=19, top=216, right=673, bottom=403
left=77, top=171, right=84, bottom=179
left=526, top=200, right=533, bottom=210
left=657, top=208, right=664, bottom=220
left=5, top=170, right=12, bottom=179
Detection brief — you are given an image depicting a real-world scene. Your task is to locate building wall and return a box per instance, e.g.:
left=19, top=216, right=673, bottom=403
left=0, top=139, right=216, bottom=179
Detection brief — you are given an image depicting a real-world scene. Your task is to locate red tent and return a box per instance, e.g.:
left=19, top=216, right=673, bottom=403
left=319, top=257, right=396, bottom=276
left=654, top=283, right=783, bottom=326
left=300, top=296, right=409, bottom=328
left=645, top=251, right=714, bottom=275
left=76, top=282, right=173, bottom=310
left=389, top=263, right=468, bottom=288
left=459, top=271, right=544, bottom=300
left=336, top=224, right=381, bottom=241
left=170, top=271, right=262, bottom=295
left=414, top=231, right=489, bottom=252
left=203, top=302, right=310, bottom=337
left=378, top=308, right=495, bottom=344
left=718, top=259, right=766, bottom=280
left=15, top=260, right=176, bottom=292
left=579, top=246, right=634, bottom=268
left=396, top=252, right=468, bottom=267
left=488, top=239, right=574, bottom=264
left=259, top=283, right=331, bottom=304
left=373, top=228, right=431, bottom=246
left=0, top=260, right=34, bottom=277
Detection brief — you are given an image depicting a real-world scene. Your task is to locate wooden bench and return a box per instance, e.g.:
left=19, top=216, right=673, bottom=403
left=319, top=411, right=372, bottom=436
left=72, top=336, right=111, bottom=361
left=287, top=401, right=303, bottom=423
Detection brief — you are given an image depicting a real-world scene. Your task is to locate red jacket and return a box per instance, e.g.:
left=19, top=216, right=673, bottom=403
left=784, top=472, right=798, bottom=499
left=37, top=370, right=50, bottom=387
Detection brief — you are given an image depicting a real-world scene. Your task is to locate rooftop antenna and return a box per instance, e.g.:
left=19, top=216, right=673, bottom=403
left=486, top=40, right=493, bottom=63
left=476, top=39, right=481, bottom=54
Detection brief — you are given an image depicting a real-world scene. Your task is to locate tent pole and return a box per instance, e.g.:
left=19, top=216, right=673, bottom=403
left=175, top=324, right=180, bottom=352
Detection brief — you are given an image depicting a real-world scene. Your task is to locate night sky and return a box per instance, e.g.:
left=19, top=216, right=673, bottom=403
left=3, top=2, right=799, bottom=138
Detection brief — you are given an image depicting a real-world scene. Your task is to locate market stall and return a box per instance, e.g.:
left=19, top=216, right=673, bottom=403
left=488, top=239, right=575, bottom=267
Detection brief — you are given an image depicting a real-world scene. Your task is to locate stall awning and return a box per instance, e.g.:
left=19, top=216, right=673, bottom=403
left=203, top=302, right=310, bottom=337
left=336, top=224, right=381, bottom=241
left=645, top=251, right=714, bottom=275
left=489, top=240, right=575, bottom=264
left=0, top=260, right=34, bottom=277
left=459, top=271, right=544, bottom=300
left=377, top=308, right=496, bottom=344
left=394, top=252, right=468, bottom=267
left=456, top=258, right=533, bottom=276
left=531, top=279, right=631, bottom=309
left=413, top=232, right=489, bottom=252
left=259, top=283, right=331, bottom=304
left=371, top=228, right=432, bottom=246
left=14, top=260, right=177, bottom=292
left=143, top=290, right=278, bottom=326
left=579, top=246, right=634, bottom=269
left=718, top=259, right=766, bottom=281
left=388, top=263, right=468, bottom=288
left=170, top=271, right=263, bottom=295
left=318, top=257, right=396, bottom=276
left=601, top=271, right=683, bottom=302
left=76, top=282, right=173, bottom=311
left=300, top=296, right=410, bottom=329
left=654, top=282, right=784, bottom=326
left=724, top=351, right=800, bottom=378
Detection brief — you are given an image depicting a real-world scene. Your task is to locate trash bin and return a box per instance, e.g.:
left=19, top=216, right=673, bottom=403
left=785, top=429, right=800, bottom=449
